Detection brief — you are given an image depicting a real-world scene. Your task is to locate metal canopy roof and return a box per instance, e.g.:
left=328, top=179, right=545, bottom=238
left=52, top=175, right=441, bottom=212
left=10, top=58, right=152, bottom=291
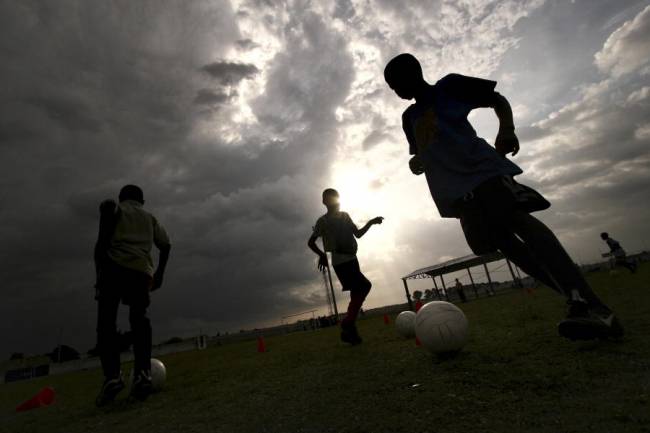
left=402, top=251, right=505, bottom=280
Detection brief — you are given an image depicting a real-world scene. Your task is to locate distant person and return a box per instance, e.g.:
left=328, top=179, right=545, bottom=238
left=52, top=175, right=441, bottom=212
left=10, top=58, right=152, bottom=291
left=600, top=232, right=637, bottom=273
left=412, top=290, right=424, bottom=311
left=308, top=188, right=383, bottom=345
left=384, top=53, right=622, bottom=341
left=94, top=185, right=171, bottom=406
left=454, top=279, right=468, bottom=303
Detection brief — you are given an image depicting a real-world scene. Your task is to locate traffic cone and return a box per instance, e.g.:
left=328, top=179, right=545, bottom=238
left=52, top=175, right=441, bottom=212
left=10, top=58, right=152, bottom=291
left=257, top=336, right=267, bottom=353
left=383, top=314, right=390, bottom=325
left=16, top=387, right=55, bottom=412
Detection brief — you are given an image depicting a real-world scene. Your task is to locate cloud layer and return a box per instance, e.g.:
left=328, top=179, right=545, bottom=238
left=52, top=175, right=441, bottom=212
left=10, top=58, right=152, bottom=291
left=1, top=0, right=648, bottom=357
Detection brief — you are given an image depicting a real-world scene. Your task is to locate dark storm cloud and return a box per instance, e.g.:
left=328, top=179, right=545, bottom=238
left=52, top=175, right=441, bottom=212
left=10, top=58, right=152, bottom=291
left=333, top=0, right=356, bottom=21
left=200, top=61, right=260, bottom=85
left=25, top=96, right=102, bottom=132
left=193, top=89, right=230, bottom=106
left=0, top=0, right=354, bottom=357
left=235, top=38, right=257, bottom=49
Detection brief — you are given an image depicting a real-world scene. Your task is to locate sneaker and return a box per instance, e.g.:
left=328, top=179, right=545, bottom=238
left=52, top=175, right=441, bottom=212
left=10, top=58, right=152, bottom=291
left=130, top=370, right=153, bottom=401
left=95, top=374, right=125, bottom=407
left=340, top=324, right=362, bottom=346
left=558, top=302, right=624, bottom=341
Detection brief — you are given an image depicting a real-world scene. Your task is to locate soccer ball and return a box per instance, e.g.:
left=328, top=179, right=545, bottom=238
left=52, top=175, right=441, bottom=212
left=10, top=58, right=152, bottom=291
left=414, top=301, right=469, bottom=354
left=129, top=358, right=166, bottom=391
left=150, top=358, right=166, bottom=391
left=395, top=311, right=416, bottom=338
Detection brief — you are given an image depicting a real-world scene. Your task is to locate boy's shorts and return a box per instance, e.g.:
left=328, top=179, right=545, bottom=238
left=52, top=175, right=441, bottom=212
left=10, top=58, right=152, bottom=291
left=455, top=176, right=550, bottom=255
left=333, top=259, right=371, bottom=293
left=96, top=260, right=153, bottom=307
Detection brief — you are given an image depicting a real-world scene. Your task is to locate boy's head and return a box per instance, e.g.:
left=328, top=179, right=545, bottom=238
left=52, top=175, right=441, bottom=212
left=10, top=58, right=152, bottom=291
left=119, top=184, right=144, bottom=204
left=322, top=188, right=340, bottom=209
left=600, top=232, right=609, bottom=240
left=384, top=53, right=425, bottom=100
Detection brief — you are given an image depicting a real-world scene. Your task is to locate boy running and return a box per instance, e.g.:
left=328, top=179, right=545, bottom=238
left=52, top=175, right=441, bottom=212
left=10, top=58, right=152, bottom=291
left=308, top=188, right=383, bottom=345
left=94, top=185, right=171, bottom=406
left=384, top=53, right=622, bottom=341
left=600, top=232, right=637, bottom=273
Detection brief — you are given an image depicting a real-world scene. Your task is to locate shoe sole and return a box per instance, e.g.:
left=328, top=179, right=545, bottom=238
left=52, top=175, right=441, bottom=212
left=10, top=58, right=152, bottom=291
left=558, top=319, right=624, bottom=341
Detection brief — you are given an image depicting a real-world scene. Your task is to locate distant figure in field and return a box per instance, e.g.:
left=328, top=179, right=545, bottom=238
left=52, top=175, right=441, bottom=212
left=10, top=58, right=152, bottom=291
left=412, top=290, right=424, bottom=311
left=600, top=232, right=637, bottom=273
left=384, top=53, right=622, bottom=341
left=94, top=185, right=171, bottom=406
left=308, top=188, right=383, bottom=345
left=454, top=278, right=468, bottom=303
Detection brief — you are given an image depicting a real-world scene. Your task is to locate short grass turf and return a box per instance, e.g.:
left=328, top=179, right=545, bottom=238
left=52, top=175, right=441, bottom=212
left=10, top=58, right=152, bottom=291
left=1, top=264, right=649, bottom=433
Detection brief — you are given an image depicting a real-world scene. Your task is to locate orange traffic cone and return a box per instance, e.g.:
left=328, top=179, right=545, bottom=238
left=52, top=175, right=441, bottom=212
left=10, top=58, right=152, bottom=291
left=257, top=336, right=267, bottom=353
left=383, top=314, right=390, bottom=325
left=16, top=387, right=55, bottom=412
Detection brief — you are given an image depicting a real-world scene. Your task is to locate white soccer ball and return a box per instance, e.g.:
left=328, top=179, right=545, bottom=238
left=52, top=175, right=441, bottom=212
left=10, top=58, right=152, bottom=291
left=395, top=311, right=416, bottom=338
left=150, top=358, right=166, bottom=391
left=129, top=358, right=166, bottom=391
left=415, top=301, right=469, bottom=354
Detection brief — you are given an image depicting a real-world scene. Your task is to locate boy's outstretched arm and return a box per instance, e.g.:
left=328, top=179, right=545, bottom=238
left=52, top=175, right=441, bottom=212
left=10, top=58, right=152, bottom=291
left=353, top=217, right=384, bottom=239
left=490, top=92, right=520, bottom=157
left=308, top=233, right=328, bottom=272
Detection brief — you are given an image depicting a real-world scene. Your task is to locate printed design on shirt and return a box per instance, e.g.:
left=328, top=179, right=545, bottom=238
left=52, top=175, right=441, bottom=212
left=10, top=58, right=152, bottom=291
left=414, top=108, right=438, bottom=153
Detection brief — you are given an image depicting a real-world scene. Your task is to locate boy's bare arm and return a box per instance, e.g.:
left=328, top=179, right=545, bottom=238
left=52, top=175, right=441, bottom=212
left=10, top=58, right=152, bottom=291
left=353, top=217, right=384, bottom=238
left=308, top=233, right=328, bottom=271
left=152, top=244, right=171, bottom=290
left=490, top=92, right=519, bottom=157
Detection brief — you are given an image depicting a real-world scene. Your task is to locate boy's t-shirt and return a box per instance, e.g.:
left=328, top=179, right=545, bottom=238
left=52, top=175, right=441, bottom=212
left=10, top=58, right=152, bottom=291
left=401, top=73, right=523, bottom=218
left=606, top=238, right=625, bottom=257
left=107, top=200, right=171, bottom=276
left=313, top=211, right=357, bottom=266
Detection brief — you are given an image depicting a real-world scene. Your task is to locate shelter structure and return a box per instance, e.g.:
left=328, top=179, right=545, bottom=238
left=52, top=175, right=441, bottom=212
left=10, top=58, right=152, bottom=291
left=401, top=252, right=522, bottom=309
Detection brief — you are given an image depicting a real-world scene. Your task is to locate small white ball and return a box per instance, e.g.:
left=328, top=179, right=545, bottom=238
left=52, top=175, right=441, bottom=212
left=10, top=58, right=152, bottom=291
left=395, top=311, right=417, bottom=338
left=150, top=358, right=166, bottom=391
left=415, top=301, right=469, bottom=354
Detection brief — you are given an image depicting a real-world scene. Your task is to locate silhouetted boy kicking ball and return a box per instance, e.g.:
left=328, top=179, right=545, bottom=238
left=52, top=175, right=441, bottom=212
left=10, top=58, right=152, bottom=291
left=308, top=189, right=383, bottom=345
left=94, top=185, right=171, bottom=406
left=384, top=53, right=622, bottom=341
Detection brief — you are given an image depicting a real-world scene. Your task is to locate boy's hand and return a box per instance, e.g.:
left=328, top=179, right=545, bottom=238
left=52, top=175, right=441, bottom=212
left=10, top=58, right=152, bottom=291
left=370, top=216, right=384, bottom=225
left=318, top=254, right=329, bottom=272
left=409, top=155, right=425, bottom=175
left=152, top=271, right=164, bottom=291
left=495, top=129, right=519, bottom=157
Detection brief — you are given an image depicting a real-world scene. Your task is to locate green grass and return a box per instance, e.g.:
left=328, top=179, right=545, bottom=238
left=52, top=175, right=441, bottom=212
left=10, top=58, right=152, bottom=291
left=2, top=265, right=649, bottom=433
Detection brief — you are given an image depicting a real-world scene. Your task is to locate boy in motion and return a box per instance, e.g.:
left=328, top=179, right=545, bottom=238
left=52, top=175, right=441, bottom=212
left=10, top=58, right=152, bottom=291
left=94, top=185, right=171, bottom=406
left=384, top=53, right=622, bottom=341
left=308, top=189, right=383, bottom=345
left=600, top=232, right=637, bottom=273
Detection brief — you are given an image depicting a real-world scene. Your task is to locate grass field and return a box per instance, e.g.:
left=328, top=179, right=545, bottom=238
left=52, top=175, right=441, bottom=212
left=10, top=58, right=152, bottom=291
left=1, top=265, right=649, bottom=433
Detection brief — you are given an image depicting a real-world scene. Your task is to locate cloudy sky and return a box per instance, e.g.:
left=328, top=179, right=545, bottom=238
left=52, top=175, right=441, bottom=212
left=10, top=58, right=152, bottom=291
left=1, top=0, right=649, bottom=357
